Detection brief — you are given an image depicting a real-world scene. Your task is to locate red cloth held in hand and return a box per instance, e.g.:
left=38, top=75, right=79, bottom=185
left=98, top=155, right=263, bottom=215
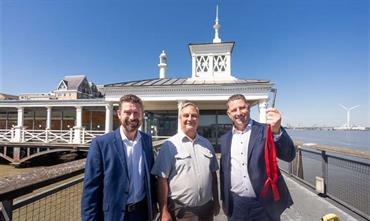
left=260, top=125, right=280, bottom=202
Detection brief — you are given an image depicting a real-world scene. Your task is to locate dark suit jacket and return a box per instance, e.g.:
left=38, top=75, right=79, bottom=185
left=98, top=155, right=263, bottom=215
left=81, top=128, right=156, bottom=221
left=219, top=120, right=296, bottom=220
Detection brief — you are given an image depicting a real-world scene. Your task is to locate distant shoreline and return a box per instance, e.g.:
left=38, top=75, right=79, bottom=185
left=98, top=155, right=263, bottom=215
left=285, top=127, right=370, bottom=131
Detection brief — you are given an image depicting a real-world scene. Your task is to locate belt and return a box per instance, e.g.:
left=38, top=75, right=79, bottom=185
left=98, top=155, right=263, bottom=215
left=168, top=199, right=214, bottom=218
left=169, top=198, right=213, bottom=209
left=126, top=198, right=147, bottom=213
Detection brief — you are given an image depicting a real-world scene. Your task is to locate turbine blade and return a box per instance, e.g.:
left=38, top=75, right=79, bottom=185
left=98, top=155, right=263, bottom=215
left=348, top=105, right=360, bottom=111
left=339, top=104, right=348, bottom=110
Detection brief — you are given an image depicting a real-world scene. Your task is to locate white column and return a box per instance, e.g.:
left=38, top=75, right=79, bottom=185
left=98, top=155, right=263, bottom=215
left=192, top=56, right=196, bottom=78
left=73, top=106, right=83, bottom=144
left=226, top=53, right=231, bottom=76
left=177, top=100, right=185, bottom=133
left=105, top=103, right=113, bottom=133
left=75, top=106, right=82, bottom=128
left=46, top=106, right=52, bottom=129
left=12, top=107, right=24, bottom=142
left=259, top=99, right=268, bottom=123
left=17, top=107, right=24, bottom=127
left=209, top=55, right=214, bottom=76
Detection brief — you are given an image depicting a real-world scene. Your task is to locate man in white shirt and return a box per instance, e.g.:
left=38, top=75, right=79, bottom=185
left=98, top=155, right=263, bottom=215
left=219, top=94, right=296, bottom=221
left=152, top=102, right=220, bottom=221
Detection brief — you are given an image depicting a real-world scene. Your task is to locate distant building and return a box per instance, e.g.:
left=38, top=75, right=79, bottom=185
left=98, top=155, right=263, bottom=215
left=19, top=75, right=102, bottom=100
left=19, top=93, right=57, bottom=101
left=53, top=75, right=102, bottom=100
left=0, top=93, right=18, bottom=100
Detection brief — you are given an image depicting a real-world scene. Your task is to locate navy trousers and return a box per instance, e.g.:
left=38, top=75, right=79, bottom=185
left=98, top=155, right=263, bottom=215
left=124, top=198, right=149, bottom=221
left=229, top=194, right=272, bottom=221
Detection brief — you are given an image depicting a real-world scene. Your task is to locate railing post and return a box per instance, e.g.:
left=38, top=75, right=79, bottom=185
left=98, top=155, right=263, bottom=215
left=73, top=127, right=83, bottom=144
left=82, top=128, right=85, bottom=144
left=12, top=126, right=23, bottom=142
left=69, top=128, right=73, bottom=144
left=0, top=200, right=13, bottom=221
left=21, top=127, right=25, bottom=142
left=292, top=146, right=304, bottom=179
left=11, top=128, right=15, bottom=141
left=45, top=128, right=49, bottom=143
left=288, top=161, right=293, bottom=175
left=321, top=150, right=328, bottom=196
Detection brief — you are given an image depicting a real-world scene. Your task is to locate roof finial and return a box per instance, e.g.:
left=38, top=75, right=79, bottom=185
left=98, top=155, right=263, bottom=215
left=158, top=50, right=167, bottom=79
left=213, top=5, right=221, bottom=43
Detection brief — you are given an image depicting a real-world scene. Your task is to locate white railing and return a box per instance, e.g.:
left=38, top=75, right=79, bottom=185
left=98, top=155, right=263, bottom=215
left=0, top=129, right=169, bottom=146
left=0, top=128, right=105, bottom=145
left=46, top=129, right=74, bottom=143
left=0, top=129, right=13, bottom=142
left=80, top=129, right=106, bottom=144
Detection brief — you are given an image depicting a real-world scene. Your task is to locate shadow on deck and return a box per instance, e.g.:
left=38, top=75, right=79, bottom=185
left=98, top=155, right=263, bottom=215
left=215, top=175, right=362, bottom=221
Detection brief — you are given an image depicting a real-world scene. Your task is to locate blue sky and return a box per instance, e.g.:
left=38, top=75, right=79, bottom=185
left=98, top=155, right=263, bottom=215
left=1, top=0, right=369, bottom=127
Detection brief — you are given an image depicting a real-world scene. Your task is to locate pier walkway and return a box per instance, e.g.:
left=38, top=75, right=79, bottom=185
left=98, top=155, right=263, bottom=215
left=215, top=175, right=360, bottom=221
left=0, top=163, right=367, bottom=221
left=1, top=141, right=369, bottom=220
left=281, top=176, right=358, bottom=221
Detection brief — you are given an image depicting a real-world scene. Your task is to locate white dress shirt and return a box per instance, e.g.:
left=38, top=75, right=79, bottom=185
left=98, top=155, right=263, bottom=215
left=230, top=120, right=257, bottom=197
left=120, top=127, right=145, bottom=204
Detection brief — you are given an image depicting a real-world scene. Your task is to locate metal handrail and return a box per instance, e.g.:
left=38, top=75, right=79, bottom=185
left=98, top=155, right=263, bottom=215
left=279, top=142, right=370, bottom=220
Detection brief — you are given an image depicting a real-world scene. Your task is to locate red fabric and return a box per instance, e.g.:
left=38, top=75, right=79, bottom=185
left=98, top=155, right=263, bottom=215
left=260, top=125, right=280, bottom=202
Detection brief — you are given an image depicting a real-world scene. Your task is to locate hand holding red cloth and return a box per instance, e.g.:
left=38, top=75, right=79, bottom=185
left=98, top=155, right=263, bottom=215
left=260, top=125, right=280, bottom=202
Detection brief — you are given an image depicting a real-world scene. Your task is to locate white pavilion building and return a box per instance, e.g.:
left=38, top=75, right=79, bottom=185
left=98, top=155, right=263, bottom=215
left=0, top=7, right=275, bottom=150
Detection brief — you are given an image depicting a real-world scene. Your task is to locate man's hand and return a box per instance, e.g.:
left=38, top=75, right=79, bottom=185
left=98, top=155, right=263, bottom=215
left=266, top=108, right=282, bottom=134
left=160, top=209, right=172, bottom=221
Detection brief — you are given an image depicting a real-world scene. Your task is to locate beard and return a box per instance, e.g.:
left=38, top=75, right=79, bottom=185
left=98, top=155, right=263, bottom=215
left=123, top=119, right=141, bottom=132
left=235, top=115, right=247, bottom=123
left=233, top=114, right=249, bottom=129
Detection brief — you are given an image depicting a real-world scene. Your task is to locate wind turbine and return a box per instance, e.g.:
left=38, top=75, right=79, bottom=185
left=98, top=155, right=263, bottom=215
left=339, top=104, right=360, bottom=129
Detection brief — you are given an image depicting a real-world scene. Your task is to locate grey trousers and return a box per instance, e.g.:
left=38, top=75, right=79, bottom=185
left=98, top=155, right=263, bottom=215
left=168, top=199, right=214, bottom=221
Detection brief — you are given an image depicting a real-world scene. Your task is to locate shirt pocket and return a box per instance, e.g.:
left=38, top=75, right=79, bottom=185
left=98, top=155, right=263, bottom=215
left=198, top=148, right=213, bottom=158
left=174, top=152, right=192, bottom=171
left=198, top=148, right=216, bottom=170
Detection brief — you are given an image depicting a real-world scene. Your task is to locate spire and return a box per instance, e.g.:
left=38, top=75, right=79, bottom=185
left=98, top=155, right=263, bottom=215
left=213, top=5, right=221, bottom=43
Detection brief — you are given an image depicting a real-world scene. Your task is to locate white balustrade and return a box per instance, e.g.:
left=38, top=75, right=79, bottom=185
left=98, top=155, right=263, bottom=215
left=0, top=128, right=105, bottom=145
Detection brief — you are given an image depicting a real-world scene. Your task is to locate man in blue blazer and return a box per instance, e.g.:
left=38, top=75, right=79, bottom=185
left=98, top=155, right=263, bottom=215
left=81, top=94, right=157, bottom=221
left=219, top=94, right=296, bottom=221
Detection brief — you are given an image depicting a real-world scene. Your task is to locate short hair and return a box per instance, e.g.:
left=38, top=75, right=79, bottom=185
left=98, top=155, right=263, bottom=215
left=119, top=94, right=143, bottom=109
left=226, top=94, right=248, bottom=108
left=180, top=102, right=199, bottom=115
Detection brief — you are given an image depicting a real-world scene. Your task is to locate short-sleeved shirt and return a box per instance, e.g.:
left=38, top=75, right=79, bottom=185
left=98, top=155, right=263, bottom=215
left=151, top=132, right=219, bottom=207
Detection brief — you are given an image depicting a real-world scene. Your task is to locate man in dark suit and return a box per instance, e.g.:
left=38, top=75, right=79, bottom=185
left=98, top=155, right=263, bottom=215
left=81, top=94, right=157, bottom=221
left=219, top=94, right=296, bottom=221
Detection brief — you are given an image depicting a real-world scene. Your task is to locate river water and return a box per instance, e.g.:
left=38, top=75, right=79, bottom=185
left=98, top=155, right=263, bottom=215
left=286, top=129, right=370, bottom=151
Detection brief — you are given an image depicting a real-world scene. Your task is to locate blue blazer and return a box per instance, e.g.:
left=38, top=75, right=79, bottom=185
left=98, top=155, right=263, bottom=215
left=81, top=128, right=156, bottom=221
left=219, top=120, right=296, bottom=220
